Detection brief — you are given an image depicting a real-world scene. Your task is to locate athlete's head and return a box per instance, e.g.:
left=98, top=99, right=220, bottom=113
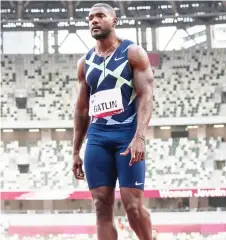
left=88, top=3, right=117, bottom=40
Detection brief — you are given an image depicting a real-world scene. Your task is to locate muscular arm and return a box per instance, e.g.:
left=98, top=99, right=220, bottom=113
left=128, top=45, right=154, bottom=139
left=73, top=56, right=90, bottom=156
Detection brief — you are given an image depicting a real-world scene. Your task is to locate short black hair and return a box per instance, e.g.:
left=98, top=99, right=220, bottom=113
left=91, top=3, right=116, bottom=16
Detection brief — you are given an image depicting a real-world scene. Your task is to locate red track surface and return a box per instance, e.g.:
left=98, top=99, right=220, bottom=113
left=8, top=224, right=226, bottom=236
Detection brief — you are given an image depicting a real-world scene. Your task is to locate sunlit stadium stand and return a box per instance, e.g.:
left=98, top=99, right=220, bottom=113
left=1, top=137, right=225, bottom=190
left=153, top=48, right=226, bottom=118
left=1, top=48, right=226, bottom=121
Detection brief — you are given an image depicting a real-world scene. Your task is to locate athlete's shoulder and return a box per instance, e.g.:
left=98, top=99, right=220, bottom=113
left=127, top=43, right=146, bottom=55
left=119, top=39, right=135, bottom=51
left=77, top=54, right=86, bottom=81
left=77, top=54, right=86, bottom=69
left=85, top=47, right=95, bottom=60
left=122, top=38, right=135, bottom=45
left=127, top=44, right=150, bottom=68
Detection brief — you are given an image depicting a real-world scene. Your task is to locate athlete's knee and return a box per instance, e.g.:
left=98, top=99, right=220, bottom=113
left=93, top=193, right=114, bottom=222
left=125, top=200, right=150, bottom=221
left=95, top=198, right=114, bottom=221
left=125, top=201, right=142, bottom=220
left=121, top=188, right=144, bottom=220
left=144, top=206, right=151, bottom=219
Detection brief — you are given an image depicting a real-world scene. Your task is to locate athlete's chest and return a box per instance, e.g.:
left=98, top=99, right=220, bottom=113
left=85, top=50, right=132, bottom=92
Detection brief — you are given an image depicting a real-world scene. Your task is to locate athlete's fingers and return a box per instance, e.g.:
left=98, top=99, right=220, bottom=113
left=76, top=176, right=84, bottom=180
left=132, top=149, right=144, bottom=164
left=131, top=148, right=138, bottom=162
left=78, top=167, right=85, bottom=179
left=138, top=150, right=145, bottom=161
left=140, top=152, right=145, bottom=161
left=129, top=148, right=136, bottom=166
left=74, top=170, right=84, bottom=180
left=73, top=163, right=85, bottom=180
left=120, top=148, right=130, bottom=156
left=77, top=166, right=85, bottom=178
left=77, top=169, right=85, bottom=180
left=135, top=151, right=142, bottom=162
left=136, top=151, right=141, bottom=162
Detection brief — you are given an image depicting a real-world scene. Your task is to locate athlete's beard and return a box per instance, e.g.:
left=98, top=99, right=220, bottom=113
left=92, top=28, right=112, bottom=40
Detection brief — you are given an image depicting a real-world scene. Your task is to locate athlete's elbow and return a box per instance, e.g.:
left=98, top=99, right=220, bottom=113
left=137, top=86, right=153, bottom=100
left=74, top=107, right=89, bottom=119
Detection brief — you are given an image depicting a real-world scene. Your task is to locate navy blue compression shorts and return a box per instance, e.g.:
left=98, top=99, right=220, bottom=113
left=84, top=123, right=145, bottom=190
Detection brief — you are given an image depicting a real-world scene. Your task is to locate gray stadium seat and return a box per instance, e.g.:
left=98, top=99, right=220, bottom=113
left=1, top=48, right=226, bottom=121
left=1, top=137, right=225, bottom=190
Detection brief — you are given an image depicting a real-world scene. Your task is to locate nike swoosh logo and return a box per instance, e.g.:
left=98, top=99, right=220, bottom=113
left=114, top=56, right=125, bottom=61
left=135, top=181, right=143, bottom=186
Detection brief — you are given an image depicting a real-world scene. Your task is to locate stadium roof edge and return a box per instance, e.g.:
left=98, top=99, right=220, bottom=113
left=1, top=0, right=226, bottom=31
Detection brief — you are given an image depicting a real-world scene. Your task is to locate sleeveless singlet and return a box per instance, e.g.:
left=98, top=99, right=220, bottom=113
left=85, top=39, right=137, bottom=126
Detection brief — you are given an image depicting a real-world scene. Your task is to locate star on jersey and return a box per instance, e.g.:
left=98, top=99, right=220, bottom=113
left=128, top=89, right=137, bottom=105
left=86, top=51, right=133, bottom=89
left=103, top=112, right=137, bottom=125
left=85, top=40, right=137, bottom=125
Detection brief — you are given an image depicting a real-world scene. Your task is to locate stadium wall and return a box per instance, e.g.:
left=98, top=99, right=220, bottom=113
left=1, top=116, right=226, bottom=129
left=3, top=212, right=226, bottom=235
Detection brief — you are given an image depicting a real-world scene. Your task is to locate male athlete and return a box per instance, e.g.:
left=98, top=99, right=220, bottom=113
left=73, top=3, right=154, bottom=240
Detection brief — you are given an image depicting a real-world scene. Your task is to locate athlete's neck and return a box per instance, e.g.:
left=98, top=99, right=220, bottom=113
left=96, top=32, right=119, bottom=53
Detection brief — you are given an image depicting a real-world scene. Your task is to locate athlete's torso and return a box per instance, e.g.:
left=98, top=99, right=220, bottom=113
left=85, top=39, right=137, bottom=126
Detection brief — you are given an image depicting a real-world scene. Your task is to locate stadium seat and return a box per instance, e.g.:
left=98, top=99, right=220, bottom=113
left=1, top=48, right=226, bottom=121
left=146, top=137, right=225, bottom=188
left=1, top=137, right=225, bottom=190
left=152, top=48, right=225, bottom=118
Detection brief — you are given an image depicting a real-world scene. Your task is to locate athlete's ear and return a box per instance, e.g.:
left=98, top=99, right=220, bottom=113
left=112, top=17, right=118, bottom=28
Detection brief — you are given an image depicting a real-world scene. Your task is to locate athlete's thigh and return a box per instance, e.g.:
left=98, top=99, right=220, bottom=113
left=115, top=143, right=146, bottom=190
left=84, top=142, right=117, bottom=190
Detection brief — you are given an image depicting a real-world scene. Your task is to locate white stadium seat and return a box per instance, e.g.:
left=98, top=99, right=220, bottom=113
left=1, top=137, right=225, bottom=190
left=1, top=48, right=226, bottom=121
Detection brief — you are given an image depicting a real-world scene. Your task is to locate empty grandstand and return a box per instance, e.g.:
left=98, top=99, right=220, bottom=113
left=1, top=47, right=226, bottom=121
left=1, top=1, right=226, bottom=239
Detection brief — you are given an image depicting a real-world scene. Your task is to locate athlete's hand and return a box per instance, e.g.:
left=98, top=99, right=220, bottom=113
left=72, top=154, right=85, bottom=180
left=120, top=136, right=145, bottom=166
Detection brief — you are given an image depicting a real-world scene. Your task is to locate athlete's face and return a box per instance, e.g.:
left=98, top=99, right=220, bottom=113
left=88, top=7, right=116, bottom=40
